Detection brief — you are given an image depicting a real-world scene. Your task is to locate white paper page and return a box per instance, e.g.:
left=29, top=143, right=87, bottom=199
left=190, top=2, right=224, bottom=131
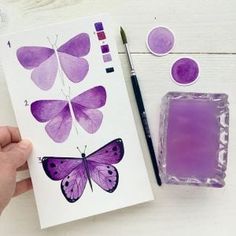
left=0, top=14, right=153, bottom=228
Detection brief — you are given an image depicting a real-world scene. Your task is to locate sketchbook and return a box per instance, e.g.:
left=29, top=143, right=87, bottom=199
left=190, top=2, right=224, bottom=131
left=0, top=14, right=153, bottom=228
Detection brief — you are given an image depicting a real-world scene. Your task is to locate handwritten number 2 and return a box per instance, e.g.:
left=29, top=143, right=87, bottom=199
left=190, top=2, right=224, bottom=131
left=24, top=100, right=29, bottom=106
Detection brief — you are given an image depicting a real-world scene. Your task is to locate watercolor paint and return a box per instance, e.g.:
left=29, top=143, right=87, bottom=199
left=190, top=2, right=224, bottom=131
left=171, top=58, right=199, bottom=85
left=158, top=92, right=229, bottom=187
left=101, top=44, right=110, bottom=54
left=103, top=53, right=112, bottom=62
left=97, top=31, right=106, bottom=40
left=94, top=22, right=104, bottom=31
left=106, top=67, right=114, bottom=73
left=146, top=26, right=175, bottom=56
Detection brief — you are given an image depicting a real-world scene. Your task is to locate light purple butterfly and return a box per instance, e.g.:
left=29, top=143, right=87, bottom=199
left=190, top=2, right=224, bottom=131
left=31, top=86, right=106, bottom=143
left=16, top=33, right=90, bottom=90
left=42, top=138, right=124, bottom=202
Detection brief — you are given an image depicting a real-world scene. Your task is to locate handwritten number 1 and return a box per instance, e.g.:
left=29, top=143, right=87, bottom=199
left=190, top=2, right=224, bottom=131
left=7, top=41, right=11, bottom=48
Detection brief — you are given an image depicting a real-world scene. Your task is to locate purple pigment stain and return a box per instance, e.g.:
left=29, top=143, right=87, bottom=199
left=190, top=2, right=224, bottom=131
left=147, top=26, right=175, bottom=56
left=103, top=53, right=112, bottom=62
left=171, top=58, right=199, bottom=85
left=97, top=31, right=106, bottom=40
left=101, top=44, right=109, bottom=53
left=94, top=22, right=104, bottom=31
left=158, top=92, right=229, bottom=187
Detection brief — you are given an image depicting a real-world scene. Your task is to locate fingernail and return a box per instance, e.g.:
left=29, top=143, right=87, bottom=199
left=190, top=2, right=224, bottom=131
left=19, top=139, right=32, bottom=149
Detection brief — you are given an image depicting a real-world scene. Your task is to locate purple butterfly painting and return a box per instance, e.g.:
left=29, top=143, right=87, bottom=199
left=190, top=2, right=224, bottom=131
left=31, top=86, right=106, bottom=143
left=16, top=33, right=90, bottom=90
left=42, top=138, right=124, bottom=202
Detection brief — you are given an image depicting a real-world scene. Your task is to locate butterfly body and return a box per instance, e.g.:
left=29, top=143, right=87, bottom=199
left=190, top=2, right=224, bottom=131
left=42, top=138, right=124, bottom=202
left=81, top=154, right=94, bottom=192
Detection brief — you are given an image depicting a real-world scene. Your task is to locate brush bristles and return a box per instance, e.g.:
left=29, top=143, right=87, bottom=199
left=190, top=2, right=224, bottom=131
left=120, top=26, right=127, bottom=44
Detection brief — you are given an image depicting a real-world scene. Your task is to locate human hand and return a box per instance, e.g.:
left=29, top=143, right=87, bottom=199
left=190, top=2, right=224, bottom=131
left=0, top=126, right=32, bottom=214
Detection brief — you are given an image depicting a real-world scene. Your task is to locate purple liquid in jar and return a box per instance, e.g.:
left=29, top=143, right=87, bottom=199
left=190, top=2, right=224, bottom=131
left=158, top=92, right=229, bottom=187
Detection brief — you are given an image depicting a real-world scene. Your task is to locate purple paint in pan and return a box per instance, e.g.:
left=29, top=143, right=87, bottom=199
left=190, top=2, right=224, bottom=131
left=147, top=26, right=175, bottom=56
left=94, top=22, right=104, bottom=31
left=103, top=53, right=112, bottom=62
left=171, top=58, right=199, bottom=85
left=97, top=31, right=106, bottom=40
left=101, top=45, right=110, bottom=53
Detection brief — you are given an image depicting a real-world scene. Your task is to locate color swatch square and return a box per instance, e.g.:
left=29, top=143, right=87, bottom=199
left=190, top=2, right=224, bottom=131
left=101, top=45, right=110, bottom=53
left=97, top=31, right=106, bottom=40
left=103, top=53, right=112, bottom=62
left=106, top=67, right=114, bottom=73
left=94, top=22, right=104, bottom=31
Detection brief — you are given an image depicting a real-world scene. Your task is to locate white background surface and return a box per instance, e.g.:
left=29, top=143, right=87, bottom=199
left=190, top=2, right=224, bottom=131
left=0, top=0, right=236, bottom=235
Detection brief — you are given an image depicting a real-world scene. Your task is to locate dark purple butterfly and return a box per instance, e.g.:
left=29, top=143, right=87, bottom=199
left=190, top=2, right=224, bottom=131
left=42, top=138, right=124, bottom=203
left=31, top=86, right=106, bottom=143
left=16, top=33, right=90, bottom=90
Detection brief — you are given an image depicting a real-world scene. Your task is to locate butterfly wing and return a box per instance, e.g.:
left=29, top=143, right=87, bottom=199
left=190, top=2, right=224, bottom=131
left=58, top=53, right=89, bottom=83
left=87, top=139, right=124, bottom=164
left=42, top=157, right=82, bottom=180
left=31, top=100, right=72, bottom=142
left=61, top=164, right=88, bottom=202
left=57, top=33, right=90, bottom=57
left=86, top=139, right=124, bottom=192
left=57, top=33, right=90, bottom=83
left=71, top=86, right=107, bottom=133
left=31, top=54, right=58, bottom=90
left=17, top=46, right=54, bottom=69
left=87, top=161, right=119, bottom=193
left=42, top=157, right=87, bottom=202
left=17, top=47, right=58, bottom=90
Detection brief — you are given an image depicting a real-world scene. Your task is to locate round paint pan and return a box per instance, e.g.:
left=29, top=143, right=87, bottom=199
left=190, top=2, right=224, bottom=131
left=146, top=26, right=175, bottom=56
left=171, top=57, right=200, bottom=86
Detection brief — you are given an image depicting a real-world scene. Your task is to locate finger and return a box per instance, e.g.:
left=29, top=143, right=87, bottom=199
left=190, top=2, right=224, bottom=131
left=17, top=162, right=29, bottom=171
left=2, top=142, right=18, bottom=152
left=7, top=140, right=32, bottom=168
left=0, top=126, right=21, bottom=148
left=13, top=178, right=32, bottom=197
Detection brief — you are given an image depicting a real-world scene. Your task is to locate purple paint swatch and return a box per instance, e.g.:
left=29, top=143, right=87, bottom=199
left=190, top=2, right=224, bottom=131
left=94, top=22, right=104, bottom=31
left=171, top=58, right=199, bottom=85
left=158, top=92, right=229, bottom=187
left=42, top=138, right=124, bottom=202
left=147, top=26, right=174, bottom=56
left=103, top=54, right=112, bottom=62
left=97, top=31, right=106, bottom=40
left=101, top=45, right=110, bottom=54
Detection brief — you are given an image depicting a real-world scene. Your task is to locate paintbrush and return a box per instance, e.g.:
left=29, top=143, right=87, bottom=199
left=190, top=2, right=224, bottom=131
left=120, top=27, right=162, bottom=186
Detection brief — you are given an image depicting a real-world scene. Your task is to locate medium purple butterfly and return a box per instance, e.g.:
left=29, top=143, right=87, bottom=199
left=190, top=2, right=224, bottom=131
left=42, top=138, right=124, bottom=202
left=16, top=33, right=90, bottom=90
left=31, top=86, right=106, bottom=143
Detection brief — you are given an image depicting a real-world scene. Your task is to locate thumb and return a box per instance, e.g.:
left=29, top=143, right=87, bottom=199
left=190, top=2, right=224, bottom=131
left=7, top=139, right=32, bottom=169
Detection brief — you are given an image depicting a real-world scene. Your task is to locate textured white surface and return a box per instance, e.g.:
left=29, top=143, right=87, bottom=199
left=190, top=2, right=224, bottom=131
left=0, top=0, right=236, bottom=235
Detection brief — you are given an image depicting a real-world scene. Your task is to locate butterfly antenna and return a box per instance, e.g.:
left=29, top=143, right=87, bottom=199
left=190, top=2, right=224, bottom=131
left=76, top=146, right=82, bottom=154
left=84, top=145, right=87, bottom=154
left=61, top=88, right=68, bottom=99
left=54, top=34, right=59, bottom=48
left=47, top=36, right=54, bottom=48
left=69, top=86, right=71, bottom=97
